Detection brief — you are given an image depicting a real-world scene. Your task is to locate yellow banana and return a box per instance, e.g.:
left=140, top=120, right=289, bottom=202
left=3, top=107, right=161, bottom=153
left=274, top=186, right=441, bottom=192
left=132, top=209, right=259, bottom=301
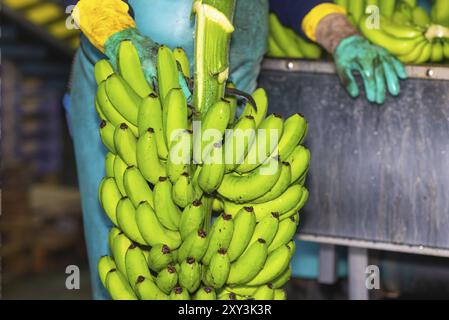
left=136, top=128, right=167, bottom=185
left=116, top=197, right=146, bottom=244
left=157, top=45, right=180, bottom=101
left=99, top=120, right=116, bottom=153
left=99, top=177, right=121, bottom=226
left=153, top=177, right=181, bottom=231
left=123, top=166, right=154, bottom=208
left=94, top=59, right=114, bottom=85
left=114, top=123, right=137, bottom=166
left=227, top=207, right=256, bottom=262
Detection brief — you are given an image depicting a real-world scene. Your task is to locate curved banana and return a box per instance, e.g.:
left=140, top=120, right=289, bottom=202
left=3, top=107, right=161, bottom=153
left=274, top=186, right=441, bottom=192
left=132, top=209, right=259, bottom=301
left=170, top=286, right=190, bottom=300
left=167, top=129, right=193, bottom=183
left=123, top=166, right=154, bottom=208
left=153, top=177, right=181, bottom=231
left=135, top=201, right=182, bottom=249
left=267, top=36, right=285, bottom=58
left=252, top=284, right=275, bottom=300
left=227, top=239, right=268, bottom=285
left=202, top=213, right=234, bottom=265
left=172, top=172, right=195, bottom=208
left=444, top=40, right=449, bottom=59
left=246, top=245, right=291, bottom=286
left=268, top=215, right=298, bottom=253
left=397, top=38, right=427, bottom=64
left=198, top=142, right=225, bottom=194
left=430, top=40, right=444, bottom=62
left=98, top=255, right=116, bottom=287
left=179, top=257, right=201, bottom=293
left=177, top=229, right=209, bottom=263
left=113, top=155, right=127, bottom=196
left=218, top=157, right=281, bottom=203
left=104, top=152, right=116, bottom=178
left=179, top=200, right=205, bottom=240
left=99, top=120, right=116, bottom=153
left=414, top=40, right=432, bottom=64
left=105, top=269, right=137, bottom=300
left=235, top=114, right=284, bottom=174
left=135, top=276, right=168, bottom=300
left=114, top=123, right=137, bottom=166
left=239, top=88, right=268, bottom=128
left=269, top=13, right=304, bottom=58
left=251, top=161, right=291, bottom=204
left=379, top=14, right=424, bottom=39
left=147, top=243, right=174, bottom=272
left=224, top=115, right=256, bottom=172
left=94, top=59, right=114, bottom=85
left=125, top=243, right=152, bottom=289
left=227, top=207, right=256, bottom=262
left=274, top=289, right=287, bottom=300
left=173, top=47, right=191, bottom=78
left=204, top=248, right=231, bottom=289
left=277, top=113, right=307, bottom=161
left=164, top=88, right=188, bottom=146
left=271, top=265, right=292, bottom=289
left=108, top=227, right=121, bottom=251
left=137, top=94, right=168, bottom=158
left=116, top=197, right=146, bottom=244
left=247, top=212, right=280, bottom=248
left=287, top=145, right=310, bottom=184
left=137, top=128, right=167, bottom=185
left=156, top=264, right=178, bottom=295
left=99, top=177, right=121, bottom=226
left=111, top=232, right=132, bottom=277
left=193, top=286, right=217, bottom=300
left=105, top=74, right=141, bottom=126
left=157, top=45, right=180, bottom=101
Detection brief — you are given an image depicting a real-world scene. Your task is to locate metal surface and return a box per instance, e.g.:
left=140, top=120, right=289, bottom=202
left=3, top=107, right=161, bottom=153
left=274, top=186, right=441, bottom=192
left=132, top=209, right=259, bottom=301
left=262, top=59, right=449, bottom=80
left=259, top=59, right=449, bottom=252
left=348, top=247, right=369, bottom=300
left=318, top=244, right=338, bottom=285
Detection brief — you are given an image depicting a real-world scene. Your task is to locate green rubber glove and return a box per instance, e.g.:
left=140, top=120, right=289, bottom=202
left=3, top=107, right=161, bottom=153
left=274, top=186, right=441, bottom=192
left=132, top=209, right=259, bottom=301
left=104, top=28, right=191, bottom=100
left=334, top=35, right=407, bottom=104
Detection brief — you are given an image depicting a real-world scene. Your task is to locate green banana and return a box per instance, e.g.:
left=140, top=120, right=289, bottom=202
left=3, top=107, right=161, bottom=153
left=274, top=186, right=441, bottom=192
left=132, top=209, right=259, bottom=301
left=227, top=206, right=256, bottom=262
left=94, top=59, right=114, bottom=85
left=287, top=145, right=310, bottom=184
left=118, top=40, right=153, bottom=98
left=379, top=15, right=424, bottom=39
left=193, top=286, right=217, bottom=300
left=247, top=212, right=280, bottom=248
left=156, top=264, right=178, bottom=294
left=105, top=74, right=141, bottom=126
left=246, top=245, right=291, bottom=286
left=137, top=94, right=168, bottom=158
left=444, top=40, right=449, bottom=59
left=227, top=239, right=268, bottom=285
left=164, top=88, right=188, bottom=146
left=218, top=157, right=281, bottom=203
left=239, top=88, right=268, bottom=128
left=98, top=255, right=116, bottom=287
left=348, top=0, right=365, bottom=25
left=225, top=285, right=257, bottom=297
left=167, top=129, right=193, bottom=183
left=95, top=98, right=107, bottom=122
left=179, top=257, right=201, bottom=293
left=271, top=265, right=292, bottom=289
left=96, top=82, right=138, bottom=136
left=108, top=227, right=121, bottom=251
left=157, top=45, right=180, bottom=101
left=253, top=283, right=274, bottom=300
left=116, top=197, right=146, bottom=244
left=193, top=99, right=230, bottom=164
left=198, top=142, right=225, bottom=193
left=225, top=82, right=238, bottom=126
left=431, top=40, right=444, bottom=62
left=105, top=152, right=115, bottom=178
left=105, top=269, right=137, bottom=300
left=179, top=200, right=206, bottom=240
left=173, top=47, right=191, bottom=78
left=274, top=289, right=287, bottom=300
left=125, top=243, right=152, bottom=289
left=202, top=213, right=234, bottom=265
left=212, top=197, right=224, bottom=212
left=397, top=38, right=427, bottom=64
left=279, top=186, right=308, bottom=220
left=99, top=120, right=116, bottom=153
left=268, top=215, right=298, bottom=253
left=204, top=248, right=231, bottom=288
left=113, top=155, right=127, bottom=196
left=277, top=113, right=307, bottom=161
left=224, top=115, right=256, bottom=172
left=412, top=6, right=430, bottom=27
left=147, top=244, right=174, bottom=272
left=135, top=276, right=168, bottom=300
left=251, top=161, right=291, bottom=204
left=269, top=13, right=304, bottom=58
left=172, top=172, right=195, bottom=208
left=123, top=166, right=154, bottom=208
left=135, top=201, right=182, bottom=249
left=136, top=128, right=167, bottom=185
left=334, top=0, right=348, bottom=10
left=170, top=286, right=190, bottom=300
left=379, top=0, right=396, bottom=18
left=267, top=36, right=285, bottom=58
left=114, top=123, right=137, bottom=166
left=99, top=177, right=121, bottom=226
left=294, top=34, right=322, bottom=59
left=235, top=113, right=284, bottom=174
left=177, top=229, right=209, bottom=263
left=414, top=40, right=432, bottom=64
left=153, top=177, right=181, bottom=230
left=111, top=232, right=132, bottom=277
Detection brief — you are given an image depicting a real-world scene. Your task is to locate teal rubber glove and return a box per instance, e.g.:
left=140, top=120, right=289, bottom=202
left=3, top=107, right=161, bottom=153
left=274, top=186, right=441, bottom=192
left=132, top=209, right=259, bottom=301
left=104, top=27, right=191, bottom=100
left=334, top=35, right=408, bottom=104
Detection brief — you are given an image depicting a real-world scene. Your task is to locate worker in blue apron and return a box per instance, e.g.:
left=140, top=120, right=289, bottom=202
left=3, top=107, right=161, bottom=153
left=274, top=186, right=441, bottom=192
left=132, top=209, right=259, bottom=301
left=64, top=0, right=406, bottom=299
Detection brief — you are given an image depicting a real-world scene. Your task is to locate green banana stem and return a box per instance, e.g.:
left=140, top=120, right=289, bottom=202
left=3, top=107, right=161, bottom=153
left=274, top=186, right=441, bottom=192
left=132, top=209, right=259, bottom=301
left=425, top=24, right=449, bottom=40
left=192, top=0, right=236, bottom=114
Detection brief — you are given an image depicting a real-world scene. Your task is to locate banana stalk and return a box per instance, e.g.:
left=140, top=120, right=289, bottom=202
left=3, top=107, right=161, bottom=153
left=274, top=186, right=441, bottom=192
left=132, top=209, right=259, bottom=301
left=192, top=0, right=236, bottom=114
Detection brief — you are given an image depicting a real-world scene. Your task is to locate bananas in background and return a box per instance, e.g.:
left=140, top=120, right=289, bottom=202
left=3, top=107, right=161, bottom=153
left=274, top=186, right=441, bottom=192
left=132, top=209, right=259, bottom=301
left=337, top=0, right=449, bottom=64
left=94, top=40, right=310, bottom=300
left=267, top=13, right=322, bottom=59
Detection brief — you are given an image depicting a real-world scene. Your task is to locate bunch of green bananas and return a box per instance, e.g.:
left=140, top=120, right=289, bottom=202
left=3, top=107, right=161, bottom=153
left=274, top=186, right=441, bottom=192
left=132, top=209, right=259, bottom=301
left=336, top=0, right=449, bottom=64
left=267, top=13, right=322, bottom=59
left=93, top=39, right=310, bottom=300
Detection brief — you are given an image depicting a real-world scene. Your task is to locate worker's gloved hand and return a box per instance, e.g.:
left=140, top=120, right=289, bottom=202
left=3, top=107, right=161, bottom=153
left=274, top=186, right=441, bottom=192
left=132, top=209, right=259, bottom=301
left=334, top=35, right=408, bottom=104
